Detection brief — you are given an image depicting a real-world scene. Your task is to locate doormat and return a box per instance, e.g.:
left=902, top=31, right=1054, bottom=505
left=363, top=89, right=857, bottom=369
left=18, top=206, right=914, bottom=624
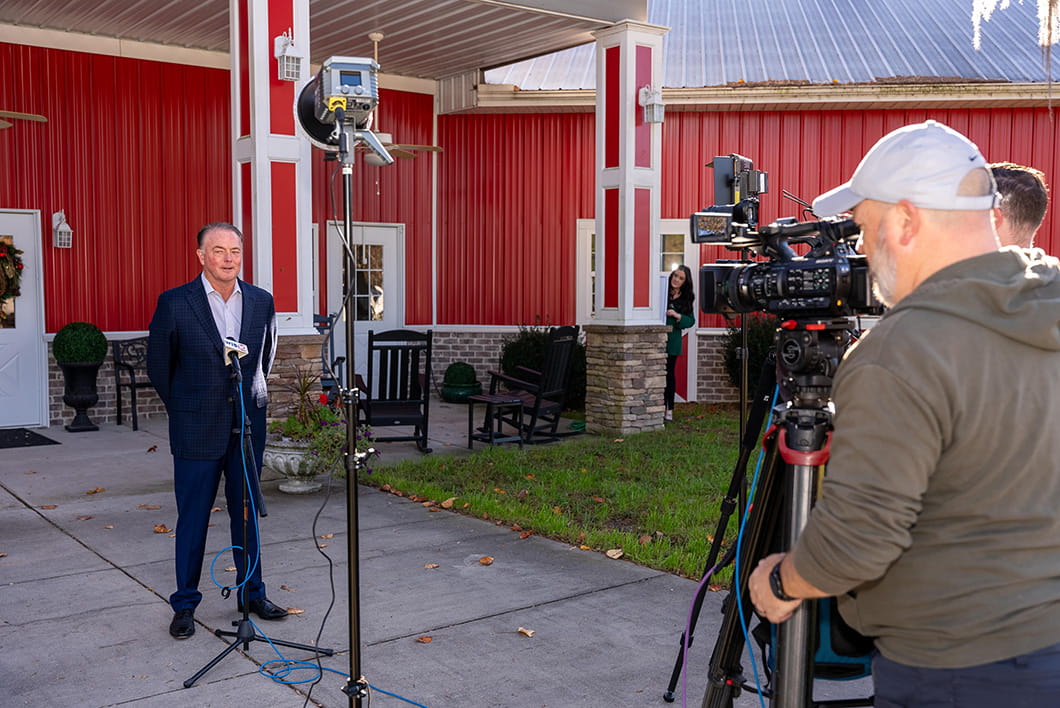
left=0, top=428, right=61, bottom=449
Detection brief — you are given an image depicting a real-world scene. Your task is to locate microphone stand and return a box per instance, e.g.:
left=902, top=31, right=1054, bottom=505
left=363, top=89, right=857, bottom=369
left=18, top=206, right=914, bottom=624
left=183, top=350, right=334, bottom=688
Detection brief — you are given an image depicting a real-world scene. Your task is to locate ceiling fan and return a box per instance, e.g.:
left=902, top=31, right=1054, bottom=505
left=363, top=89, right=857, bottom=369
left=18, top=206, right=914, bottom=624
left=359, top=31, right=443, bottom=163
left=0, top=110, right=47, bottom=130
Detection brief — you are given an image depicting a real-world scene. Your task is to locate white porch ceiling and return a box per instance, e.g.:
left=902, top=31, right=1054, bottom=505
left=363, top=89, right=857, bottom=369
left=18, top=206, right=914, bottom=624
left=0, top=0, right=647, bottom=79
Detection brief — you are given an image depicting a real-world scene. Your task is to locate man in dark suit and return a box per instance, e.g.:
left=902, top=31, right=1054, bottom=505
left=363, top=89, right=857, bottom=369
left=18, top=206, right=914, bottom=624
left=148, top=222, right=287, bottom=639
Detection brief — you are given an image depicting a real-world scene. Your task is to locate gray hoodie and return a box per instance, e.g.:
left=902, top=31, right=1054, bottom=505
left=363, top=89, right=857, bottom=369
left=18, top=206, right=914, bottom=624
left=790, top=247, right=1060, bottom=668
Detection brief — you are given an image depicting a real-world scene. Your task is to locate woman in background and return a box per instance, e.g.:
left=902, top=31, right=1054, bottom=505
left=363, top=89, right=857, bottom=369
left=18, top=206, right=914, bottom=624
left=664, top=265, right=695, bottom=422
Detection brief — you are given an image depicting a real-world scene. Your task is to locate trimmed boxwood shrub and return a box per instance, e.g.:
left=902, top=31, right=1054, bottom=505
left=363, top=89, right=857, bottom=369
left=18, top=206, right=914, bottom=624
left=53, top=321, right=108, bottom=363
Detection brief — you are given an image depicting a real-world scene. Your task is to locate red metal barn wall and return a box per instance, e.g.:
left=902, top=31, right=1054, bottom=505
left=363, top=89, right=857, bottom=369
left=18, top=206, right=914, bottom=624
left=436, top=112, right=596, bottom=326
left=311, top=88, right=435, bottom=325
left=661, top=108, right=1060, bottom=262
left=434, top=106, right=1058, bottom=328
left=0, top=43, right=232, bottom=333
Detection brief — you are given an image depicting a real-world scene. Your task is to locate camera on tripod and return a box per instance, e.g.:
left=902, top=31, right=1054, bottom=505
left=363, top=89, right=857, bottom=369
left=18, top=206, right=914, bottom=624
left=691, top=155, right=881, bottom=318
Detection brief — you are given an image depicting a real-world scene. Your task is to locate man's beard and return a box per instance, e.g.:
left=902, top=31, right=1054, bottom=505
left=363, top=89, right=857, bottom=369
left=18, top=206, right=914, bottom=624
left=870, top=229, right=898, bottom=308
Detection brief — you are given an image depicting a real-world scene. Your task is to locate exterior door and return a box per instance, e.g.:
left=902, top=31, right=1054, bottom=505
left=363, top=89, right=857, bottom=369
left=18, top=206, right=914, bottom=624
left=325, top=222, right=404, bottom=385
left=0, top=210, right=48, bottom=428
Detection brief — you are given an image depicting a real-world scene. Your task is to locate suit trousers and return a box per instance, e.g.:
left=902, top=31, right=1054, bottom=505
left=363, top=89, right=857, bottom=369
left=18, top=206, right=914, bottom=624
left=873, top=642, right=1060, bottom=708
left=170, top=425, right=267, bottom=611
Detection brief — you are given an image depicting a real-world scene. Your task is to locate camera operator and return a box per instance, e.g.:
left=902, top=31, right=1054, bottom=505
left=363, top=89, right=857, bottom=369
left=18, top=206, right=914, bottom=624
left=990, top=161, right=1049, bottom=249
left=747, top=121, right=1060, bottom=707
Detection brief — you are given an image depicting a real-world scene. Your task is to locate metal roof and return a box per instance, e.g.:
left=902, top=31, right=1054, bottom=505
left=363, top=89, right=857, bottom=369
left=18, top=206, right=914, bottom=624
left=485, top=0, right=1060, bottom=88
left=0, top=0, right=646, bottom=80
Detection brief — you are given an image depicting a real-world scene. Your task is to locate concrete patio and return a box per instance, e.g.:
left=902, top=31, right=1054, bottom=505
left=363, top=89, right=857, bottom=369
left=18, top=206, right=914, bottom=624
left=0, top=400, right=869, bottom=707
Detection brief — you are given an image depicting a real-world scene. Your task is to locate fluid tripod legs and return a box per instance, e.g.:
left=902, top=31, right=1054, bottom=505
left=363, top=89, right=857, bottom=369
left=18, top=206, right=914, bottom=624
left=663, top=352, right=777, bottom=702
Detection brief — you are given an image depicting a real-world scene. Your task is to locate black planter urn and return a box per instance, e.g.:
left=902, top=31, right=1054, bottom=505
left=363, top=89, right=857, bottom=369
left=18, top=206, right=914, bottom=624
left=59, top=361, right=102, bottom=432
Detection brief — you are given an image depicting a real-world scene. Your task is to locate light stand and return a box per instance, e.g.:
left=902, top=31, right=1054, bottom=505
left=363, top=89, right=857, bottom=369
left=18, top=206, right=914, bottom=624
left=294, top=57, right=395, bottom=706
left=184, top=352, right=334, bottom=689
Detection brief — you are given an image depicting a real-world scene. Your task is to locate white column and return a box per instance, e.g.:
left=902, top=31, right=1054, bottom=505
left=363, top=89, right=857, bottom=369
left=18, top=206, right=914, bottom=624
left=230, top=0, right=315, bottom=333
left=592, top=20, right=668, bottom=325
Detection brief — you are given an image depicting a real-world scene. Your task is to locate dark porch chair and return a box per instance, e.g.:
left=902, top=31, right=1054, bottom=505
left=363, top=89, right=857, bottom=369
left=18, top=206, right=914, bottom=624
left=112, top=336, right=153, bottom=431
left=357, top=329, right=433, bottom=453
left=486, top=325, right=579, bottom=444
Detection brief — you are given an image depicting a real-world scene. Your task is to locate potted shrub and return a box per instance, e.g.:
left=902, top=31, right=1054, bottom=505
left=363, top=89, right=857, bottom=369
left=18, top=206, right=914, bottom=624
left=53, top=321, right=108, bottom=432
left=440, top=361, right=481, bottom=403
left=262, top=364, right=377, bottom=493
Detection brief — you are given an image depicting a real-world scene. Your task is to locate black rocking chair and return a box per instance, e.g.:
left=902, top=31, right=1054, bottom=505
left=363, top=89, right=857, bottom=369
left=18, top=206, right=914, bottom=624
left=486, top=325, right=580, bottom=444
left=357, top=329, right=433, bottom=453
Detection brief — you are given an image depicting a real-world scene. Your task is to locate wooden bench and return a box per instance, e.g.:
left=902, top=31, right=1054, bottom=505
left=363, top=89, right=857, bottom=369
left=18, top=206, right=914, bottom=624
left=112, top=336, right=153, bottom=430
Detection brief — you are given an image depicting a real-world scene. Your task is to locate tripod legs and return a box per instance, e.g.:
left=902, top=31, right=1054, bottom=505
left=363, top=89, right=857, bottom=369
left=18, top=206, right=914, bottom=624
left=664, top=352, right=777, bottom=702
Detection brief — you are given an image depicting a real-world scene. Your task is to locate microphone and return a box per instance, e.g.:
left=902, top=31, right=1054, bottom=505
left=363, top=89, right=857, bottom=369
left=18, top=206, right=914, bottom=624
left=223, top=338, right=248, bottom=381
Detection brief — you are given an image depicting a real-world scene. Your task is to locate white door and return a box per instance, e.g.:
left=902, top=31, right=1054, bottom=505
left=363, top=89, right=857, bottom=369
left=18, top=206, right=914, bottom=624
left=0, top=210, right=48, bottom=428
left=324, top=222, right=404, bottom=386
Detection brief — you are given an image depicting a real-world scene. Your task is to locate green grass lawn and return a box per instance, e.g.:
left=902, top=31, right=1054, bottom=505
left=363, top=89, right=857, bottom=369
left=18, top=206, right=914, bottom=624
left=363, top=403, right=743, bottom=580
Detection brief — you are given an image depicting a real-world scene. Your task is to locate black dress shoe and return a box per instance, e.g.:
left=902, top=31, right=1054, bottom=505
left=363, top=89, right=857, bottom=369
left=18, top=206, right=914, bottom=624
left=238, top=597, right=288, bottom=620
left=169, top=609, right=195, bottom=639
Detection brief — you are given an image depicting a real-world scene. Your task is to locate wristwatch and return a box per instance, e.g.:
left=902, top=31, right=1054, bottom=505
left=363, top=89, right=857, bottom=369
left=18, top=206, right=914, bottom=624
left=769, top=562, right=797, bottom=602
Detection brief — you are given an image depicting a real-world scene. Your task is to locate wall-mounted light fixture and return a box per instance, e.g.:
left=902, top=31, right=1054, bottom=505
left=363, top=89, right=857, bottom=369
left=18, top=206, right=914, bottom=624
left=638, top=85, right=665, bottom=124
left=52, top=210, right=73, bottom=248
left=274, top=29, right=302, bottom=82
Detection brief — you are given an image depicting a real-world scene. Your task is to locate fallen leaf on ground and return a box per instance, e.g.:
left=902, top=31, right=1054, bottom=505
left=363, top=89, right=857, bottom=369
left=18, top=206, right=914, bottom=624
left=525, top=473, right=535, bottom=479
left=552, top=506, right=563, bottom=514
left=479, top=556, right=494, bottom=566
left=86, top=487, right=105, bottom=495
left=153, top=524, right=171, bottom=534
left=137, top=504, right=161, bottom=510
left=591, top=496, right=607, bottom=503
left=416, top=635, right=433, bottom=644
left=224, top=566, right=236, bottom=572
left=146, top=445, right=157, bottom=453
left=381, top=483, right=392, bottom=492
left=76, top=515, right=93, bottom=521
left=462, top=502, right=470, bottom=508
left=287, top=607, right=305, bottom=614
left=211, top=507, right=222, bottom=513
left=318, top=543, right=328, bottom=548
left=606, top=549, right=624, bottom=560
left=515, top=489, right=528, bottom=498
left=517, top=627, right=535, bottom=638
left=40, top=505, right=57, bottom=510
left=638, top=535, right=653, bottom=545
left=493, top=487, right=506, bottom=494
left=424, top=563, right=440, bottom=569
left=104, top=525, right=114, bottom=530
left=511, top=524, right=523, bottom=532
left=319, top=533, right=334, bottom=540
left=441, top=497, right=457, bottom=509
left=612, top=438, right=625, bottom=443
left=428, top=508, right=441, bottom=512
left=279, top=584, right=295, bottom=592
left=579, top=545, right=591, bottom=550
left=0, top=553, right=7, bottom=558
left=25, top=470, right=37, bottom=475
left=519, top=531, right=533, bottom=539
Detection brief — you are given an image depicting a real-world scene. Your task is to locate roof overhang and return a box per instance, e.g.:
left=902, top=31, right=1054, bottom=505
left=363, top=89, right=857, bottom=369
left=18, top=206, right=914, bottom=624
left=474, top=82, right=1059, bottom=113
left=0, top=0, right=646, bottom=80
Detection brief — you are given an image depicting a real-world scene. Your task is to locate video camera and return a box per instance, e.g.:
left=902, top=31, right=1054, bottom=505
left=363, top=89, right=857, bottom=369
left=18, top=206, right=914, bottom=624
left=691, top=155, right=881, bottom=318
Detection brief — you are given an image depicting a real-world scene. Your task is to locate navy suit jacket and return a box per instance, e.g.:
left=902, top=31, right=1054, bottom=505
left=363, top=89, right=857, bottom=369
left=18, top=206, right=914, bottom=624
left=147, top=277, right=277, bottom=461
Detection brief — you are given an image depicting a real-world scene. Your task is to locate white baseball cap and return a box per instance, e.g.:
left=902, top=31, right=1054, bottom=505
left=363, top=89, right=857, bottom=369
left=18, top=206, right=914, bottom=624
left=812, top=120, right=999, bottom=217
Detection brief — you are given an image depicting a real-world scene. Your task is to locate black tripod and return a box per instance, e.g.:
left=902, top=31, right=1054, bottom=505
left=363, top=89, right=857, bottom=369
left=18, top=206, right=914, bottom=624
left=664, top=317, right=873, bottom=707
left=184, top=352, right=334, bottom=689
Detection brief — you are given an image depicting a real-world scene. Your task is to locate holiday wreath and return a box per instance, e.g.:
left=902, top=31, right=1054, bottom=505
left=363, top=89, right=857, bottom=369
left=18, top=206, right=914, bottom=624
left=0, top=242, right=25, bottom=300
